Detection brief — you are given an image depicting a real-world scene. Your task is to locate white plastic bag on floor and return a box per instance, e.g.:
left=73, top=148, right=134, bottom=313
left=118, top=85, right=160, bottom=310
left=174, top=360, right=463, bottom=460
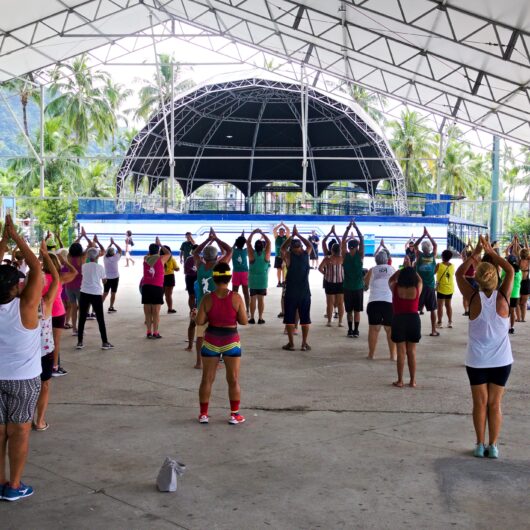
left=156, top=457, right=186, bottom=492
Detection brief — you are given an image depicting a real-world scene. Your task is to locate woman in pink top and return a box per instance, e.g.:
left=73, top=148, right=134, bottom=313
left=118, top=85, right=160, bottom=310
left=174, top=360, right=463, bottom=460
left=42, top=252, right=77, bottom=377
left=142, top=237, right=170, bottom=338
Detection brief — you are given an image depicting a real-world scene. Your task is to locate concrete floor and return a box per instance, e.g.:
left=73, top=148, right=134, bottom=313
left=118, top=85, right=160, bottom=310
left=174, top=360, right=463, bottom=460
left=3, top=260, right=530, bottom=529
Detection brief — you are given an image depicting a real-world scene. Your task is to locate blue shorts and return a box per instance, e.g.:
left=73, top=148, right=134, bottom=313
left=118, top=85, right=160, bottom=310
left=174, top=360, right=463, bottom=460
left=283, top=295, right=311, bottom=326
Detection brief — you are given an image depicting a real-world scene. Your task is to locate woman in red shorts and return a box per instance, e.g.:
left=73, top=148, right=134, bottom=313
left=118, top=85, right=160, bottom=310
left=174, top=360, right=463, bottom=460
left=196, top=262, right=248, bottom=425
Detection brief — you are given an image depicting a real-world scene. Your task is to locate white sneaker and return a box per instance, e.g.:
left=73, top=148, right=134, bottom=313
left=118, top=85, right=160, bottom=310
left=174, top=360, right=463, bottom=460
left=198, top=415, right=209, bottom=424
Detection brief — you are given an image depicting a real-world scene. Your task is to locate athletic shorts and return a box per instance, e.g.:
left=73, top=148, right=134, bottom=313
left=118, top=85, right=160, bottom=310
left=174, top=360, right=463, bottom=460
left=201, top=326, right=241, bottom=357
left=52, top=314, right=66, bottom=329
left=520, top=279, right=530, bottom=296
left=41, top=352, right=54, bottom=382
left=250, top=288, right=267, bottom=296
left=466, top=364, right=511, bottom=387
left=419, top=286, right=437, bottom=311
left=510, top=297, right=519, bottom=308
left=310, top=248, right=318, bottom=260
left=284, top=295, right=311, bottom=326
left=163, top=274, right=175, bottom=288
left=391, top=313, right=421, bottom=343
left=0, top=377, right=41, bottom=424
left=344, top=288, right=363, bottom=313
left=196, top=323, right=207, bottom=339
left=185, top=275, right=197, bottom=295
left=274, top=256, right=283, bottom=269
left=367, top=301, right=393, bottom=326
left=104, top=277, right=120, bottom=293
left=65, top=287, right=81, bottom=304
left=141, top=284, right=164, bottom=305
left=437, top=292, right=453, bottom=300
left=325, top=282, right=344, bottom=295
left=232, top=271, right=249, bottom=287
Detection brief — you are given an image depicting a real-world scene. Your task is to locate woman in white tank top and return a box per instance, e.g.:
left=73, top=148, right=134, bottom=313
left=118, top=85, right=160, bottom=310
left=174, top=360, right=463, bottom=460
left=364, top=251, right=396, bottom=360
left=456, top=235, right=514, bottom=460
left=0, top=215, right=44, bottom=500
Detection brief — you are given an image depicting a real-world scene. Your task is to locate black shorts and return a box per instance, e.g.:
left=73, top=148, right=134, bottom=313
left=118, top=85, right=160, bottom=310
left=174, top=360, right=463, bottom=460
left=274, top=256, right=283, bottom=269
left=284, top=295, right=311, bottom=326
left=437, top=292, right=453, bottom=300
left=104, top=277, right=120, bottom=293
left=185, top=275, right=197, bottom=295
left=250, top=288, right=267, bottom=296
left=163, top=274, right=175, bottom=287
left=510, top=297, right=519, bottom=308
left=51, top=314, right=66, bottom=329
left=391, top=313, right=421, bottom=343
left=419, top=286, right=437, bottom=311
left=344, top=288, right=363, bottom=313
left=141, top=284, right=164, bottom=305
left=367, top=301, right=393, bottom=326
left=41, top=352, right=54, bottom=382
left=520, top=279, right=530, bottom=296
left=466, top=364, right=511, bottom=387
left=325, top=282, right=344, bottom=295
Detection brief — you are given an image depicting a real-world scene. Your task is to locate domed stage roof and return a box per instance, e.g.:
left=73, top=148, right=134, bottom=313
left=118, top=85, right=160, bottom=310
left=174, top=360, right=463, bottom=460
left=118, top=77, right=407, bottom=214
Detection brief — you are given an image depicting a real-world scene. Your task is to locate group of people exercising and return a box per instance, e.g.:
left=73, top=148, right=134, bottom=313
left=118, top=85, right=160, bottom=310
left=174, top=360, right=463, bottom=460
left=0, top=214, right=526, bottom=501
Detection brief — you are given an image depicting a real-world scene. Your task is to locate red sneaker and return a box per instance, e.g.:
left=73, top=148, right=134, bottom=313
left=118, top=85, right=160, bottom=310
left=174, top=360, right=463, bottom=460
left=228, top=413, right=245, bottom=425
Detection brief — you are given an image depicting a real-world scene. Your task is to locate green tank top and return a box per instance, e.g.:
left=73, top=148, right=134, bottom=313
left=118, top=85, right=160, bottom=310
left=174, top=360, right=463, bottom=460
left=197, top=263, right=215, bottom=305
left=232, top=248, right=249, bottom=273
left=416, top=252, right=436, bottom=289
left=249, top=253, right=270, bottom=289
left=343, top=252, right=364, bottom=290
left=502, top=269, right=522, bottom=298
left=275, top=236, right=287, bottom=255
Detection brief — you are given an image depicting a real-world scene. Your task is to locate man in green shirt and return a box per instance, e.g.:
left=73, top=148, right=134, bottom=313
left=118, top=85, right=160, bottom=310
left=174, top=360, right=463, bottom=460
left=273, top=222, right=290, bottom=287
left=341, top=220, right=365, bottom=338
left=414, top=226, right=438, bottom=337
left=180, top=232, right=196, bottom=264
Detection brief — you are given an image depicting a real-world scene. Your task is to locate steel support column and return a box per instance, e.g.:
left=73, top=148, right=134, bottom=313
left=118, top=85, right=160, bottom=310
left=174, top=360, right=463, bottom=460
left=490, top=136, right=500, bottom=241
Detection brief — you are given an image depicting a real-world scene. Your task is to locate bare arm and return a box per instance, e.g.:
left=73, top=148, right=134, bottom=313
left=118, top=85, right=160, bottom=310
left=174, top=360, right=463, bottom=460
left=196, top=294, right=210, bottom=326
left=234, top=293, right=248, bottom=326
left=55, top=232, right=64, bottom=249
left=341, top=223, right=350, bottom=256
left=5, top=216, right=41, bottom=328
left=262, top=231, right=272, bottom=261
left=456, top=241, right=481, bottom=301
left=280, top=235, right=292, bottom=263
left=192, top=233, right=212, bottom=265
left=318, top=257, right=328, bottom=275
left=57, top=252, right=78, bottom=284
left=351, top=221, right=364, bottom=259
left=246, top=230, right=257, bottom=262
left=0, top=222, right=8, bottom=262
left=212, top=230, right=233, bottom=264
left=424, top=228, right=437, bottom=257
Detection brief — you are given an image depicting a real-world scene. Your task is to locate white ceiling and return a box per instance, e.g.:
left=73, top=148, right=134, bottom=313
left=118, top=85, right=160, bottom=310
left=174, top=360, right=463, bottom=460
left=1, top=0, right=529, bottom=145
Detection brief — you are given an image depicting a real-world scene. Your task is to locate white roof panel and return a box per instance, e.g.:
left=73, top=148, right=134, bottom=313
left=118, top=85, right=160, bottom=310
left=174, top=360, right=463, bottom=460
left=0, top=0, right=528, bottom=145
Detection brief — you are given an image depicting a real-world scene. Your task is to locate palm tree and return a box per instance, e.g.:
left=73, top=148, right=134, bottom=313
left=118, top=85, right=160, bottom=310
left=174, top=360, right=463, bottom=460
left=8, top=117, right=84, bottom=196
left=46, top=55, right=116, bottom=145
left=1, top=73, right=40, bottom=137
left=388, top=110, right=436, bottom=193
left=343, top=83, right=386, bottom=123
left=439, top=130, right=475, bottom=197
left=81, top=161, right=115, bottom=197
left=133, top=54, right=194, bottom=122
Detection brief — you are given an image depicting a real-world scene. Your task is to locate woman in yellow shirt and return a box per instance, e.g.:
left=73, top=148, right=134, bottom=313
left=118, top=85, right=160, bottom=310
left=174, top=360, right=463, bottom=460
left=163, top=245, right=180, bottom=314
left=435, top=249, right=455, bottom=328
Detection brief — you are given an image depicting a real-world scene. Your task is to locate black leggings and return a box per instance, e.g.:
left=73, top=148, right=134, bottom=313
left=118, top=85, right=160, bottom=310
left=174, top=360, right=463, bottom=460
left=78, top=292, right=108, bottom=344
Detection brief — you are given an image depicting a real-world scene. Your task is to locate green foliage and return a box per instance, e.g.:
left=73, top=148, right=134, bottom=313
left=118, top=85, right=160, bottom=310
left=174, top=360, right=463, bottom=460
left=26, top=183, right=78, bottom=242
left=506, top=214, right=530, bottom=238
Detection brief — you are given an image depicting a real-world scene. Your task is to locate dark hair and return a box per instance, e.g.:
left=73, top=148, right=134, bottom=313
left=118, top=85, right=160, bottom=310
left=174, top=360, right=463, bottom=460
left=69, top=242, right=83, bottom=258
left=126, top=230, right=132, bottom=237
left=481, top=253, right=493, bottom=264
left=212, top=262, right=232, bottom=285
left=191, top=244, right=199, bottom=251
left=0, top=264, right=20, bottom=303
left=397, top=266, right=419, bottom=288
left=507, top=255, right=520, bottom=273
left=255, top=240, right=264, bottom=254
left=348, top=239, right=359, bottom=249
left=235, top=236, right=246, bottom=249
left=441, top=249, right=453, bottom=262
left=331, top=243, right=340, bottom=255
left=148, top=243, right=160, bottom=255
left=163, top=245, right=172, bottom=253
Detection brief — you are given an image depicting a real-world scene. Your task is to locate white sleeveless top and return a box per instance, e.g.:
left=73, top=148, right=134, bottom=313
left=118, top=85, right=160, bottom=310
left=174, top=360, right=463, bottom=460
left=466, top=291, right=513, bottom=368
left=368, top=265, right=395, bottom=304
left=0, top=297, right=41, bottom=380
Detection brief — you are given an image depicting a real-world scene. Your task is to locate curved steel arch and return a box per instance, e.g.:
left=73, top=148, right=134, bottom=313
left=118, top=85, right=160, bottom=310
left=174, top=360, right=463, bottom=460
left=118, top=77, right=409, bottom=214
